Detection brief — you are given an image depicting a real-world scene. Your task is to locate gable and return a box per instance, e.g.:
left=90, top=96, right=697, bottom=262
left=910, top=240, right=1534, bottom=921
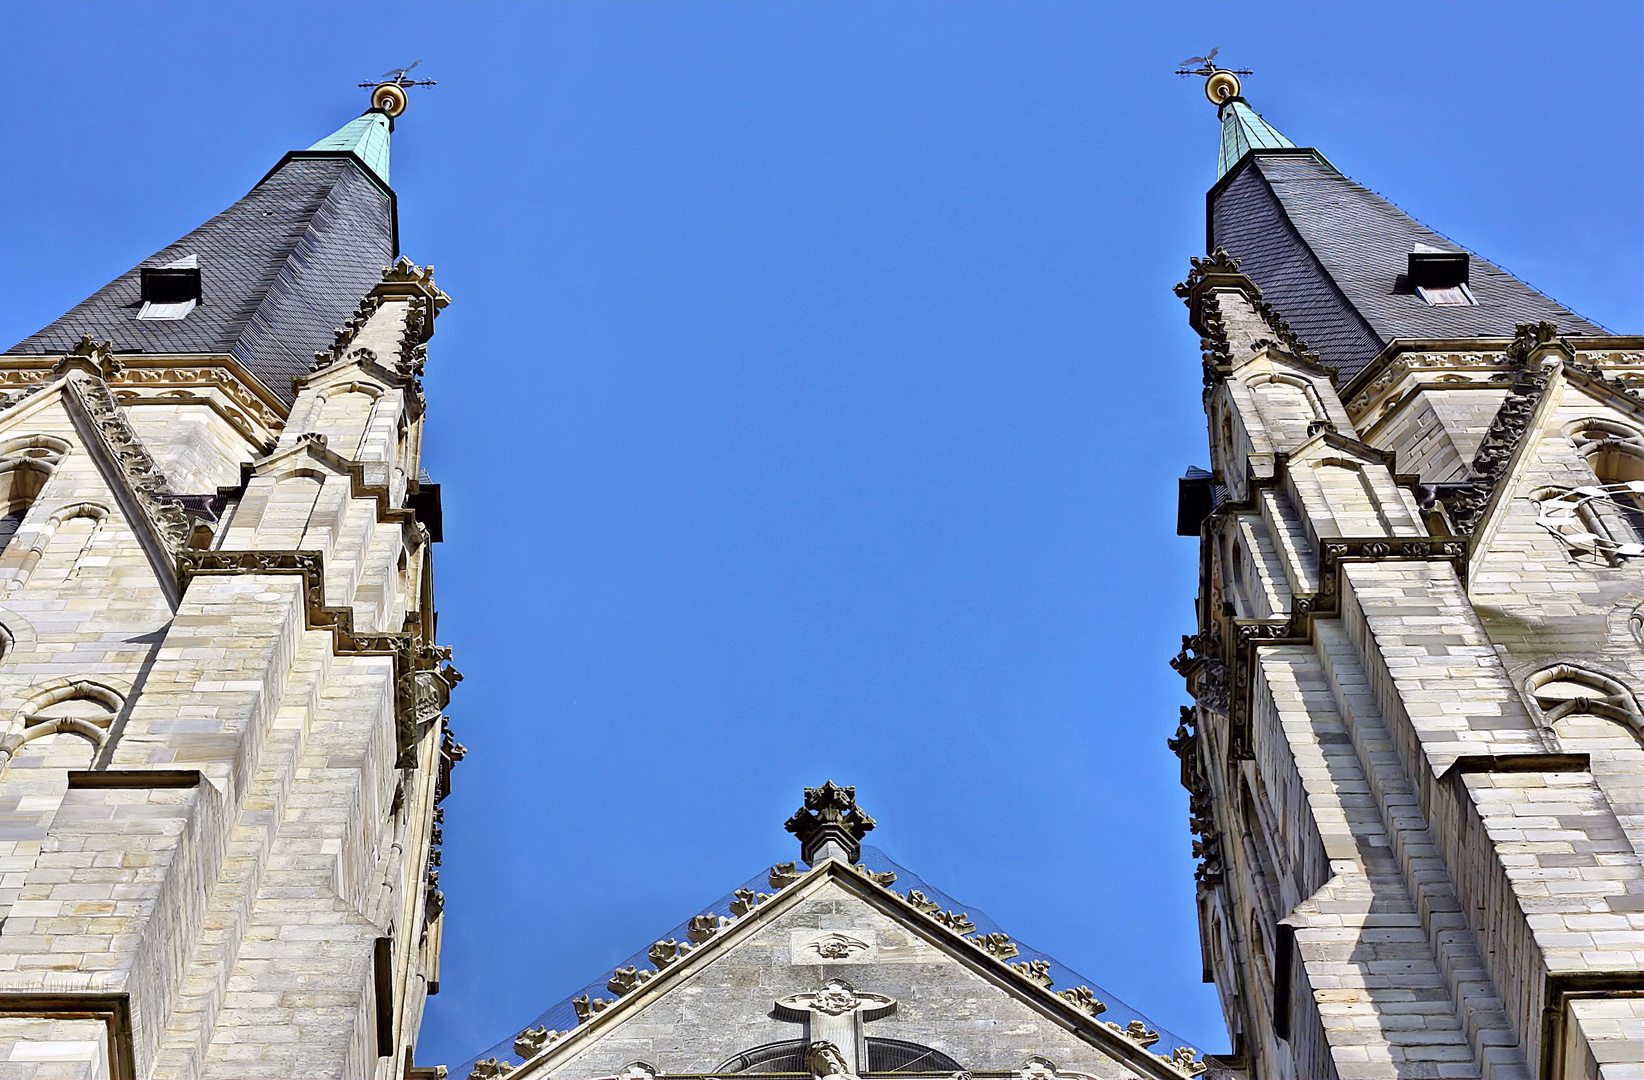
left=476, top=858, right=1209, bottom=1080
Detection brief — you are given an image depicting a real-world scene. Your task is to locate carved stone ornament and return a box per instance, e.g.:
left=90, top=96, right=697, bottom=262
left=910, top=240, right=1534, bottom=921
left=806, top=1040, right=855, bottom=1079
left=65, top=373, right=196, bottom=555
left=769, top=861, right=804, bottom=889
left=853, top=863, right=896, bottom=886
left=804, top=932, right=871, bottom=960
left=729, top=887, right=774, bottom=915
left=468, top=1059, right=515, bottom=1080
left=1010, top=958, right=1053, bottom=986
left=572, top=994, right=615, bottom=1023
left=1534, top=483, right=1644, bottom=559
left=1442, top=322, right=1562, bottom=535
left=513, top=1027, right=562, bottom=1057
left=1105, top=1019, right=1159, bottom=1048
left=785, top=781, right=876, bottom=865
left=687, top=913, right=726, bottom=943
left=969, top=931, right=1020, bottom=960
left=1160, top=1047, right=1207, bottom=1077
left=1016, top=1057, right=1059, bottom=1080
left=54, top=334, right=122, bottom=379
left=1056, top=985, right=1106, bottom=1016
left=778, top=979, right=896, bottom=1079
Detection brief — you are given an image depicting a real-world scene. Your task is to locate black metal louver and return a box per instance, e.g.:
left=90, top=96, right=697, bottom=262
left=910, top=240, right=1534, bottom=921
left=140, top=265, right=202, bottom=305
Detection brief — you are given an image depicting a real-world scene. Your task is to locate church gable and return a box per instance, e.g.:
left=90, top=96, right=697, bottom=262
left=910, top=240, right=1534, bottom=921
left=472, top=787, right=1209, bottom=1080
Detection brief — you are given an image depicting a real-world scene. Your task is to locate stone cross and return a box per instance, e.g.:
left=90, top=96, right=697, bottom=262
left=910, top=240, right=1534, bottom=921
left=775, top=978, right=896, bottom=1078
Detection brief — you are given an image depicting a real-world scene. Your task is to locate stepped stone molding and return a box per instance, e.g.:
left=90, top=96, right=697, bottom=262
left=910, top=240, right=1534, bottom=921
left=175, top=549, right=461, bottom=767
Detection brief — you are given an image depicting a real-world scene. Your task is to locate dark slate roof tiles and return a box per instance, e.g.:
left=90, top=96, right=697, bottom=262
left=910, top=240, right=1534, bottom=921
left=6, top=154, right=395, bottom=404
left=1211, top=151, right=1607, bottom=382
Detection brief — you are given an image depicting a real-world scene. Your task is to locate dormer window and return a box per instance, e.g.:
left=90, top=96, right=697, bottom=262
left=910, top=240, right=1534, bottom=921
left=1408, top=244, right=1475, bottom=306
left=137, top=254, right=201, bottom=320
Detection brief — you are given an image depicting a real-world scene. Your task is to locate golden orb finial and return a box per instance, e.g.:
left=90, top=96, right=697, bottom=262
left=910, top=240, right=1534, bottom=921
left=1204, top=69, right=1242, bottom=105
left=371, top=82, right=409, bottom=118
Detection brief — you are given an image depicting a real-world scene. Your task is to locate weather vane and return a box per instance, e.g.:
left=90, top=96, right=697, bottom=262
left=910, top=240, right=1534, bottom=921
left=358, top=61, right=438, bottom=120
left=1174, top=49, right=1253, bottom=106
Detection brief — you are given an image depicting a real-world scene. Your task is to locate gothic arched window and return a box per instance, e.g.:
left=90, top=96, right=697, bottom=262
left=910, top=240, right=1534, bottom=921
left=718, top=1040, right=962, bottom=1074
left=0, top=435, right=69, bottom=559
left=1526, top=665, right=1644, bottom=853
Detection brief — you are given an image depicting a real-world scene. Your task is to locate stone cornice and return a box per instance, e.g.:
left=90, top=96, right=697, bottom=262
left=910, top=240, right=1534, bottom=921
left=1341, top=333, right=1644, bottom=408
left=0, top=352, right=288, bottom=447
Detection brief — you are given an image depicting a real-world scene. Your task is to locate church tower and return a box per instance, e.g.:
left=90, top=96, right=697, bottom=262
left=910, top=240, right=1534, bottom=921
left=1171, top=70, right=1642, bottom=1079
left=0, top=82, right=459, bottom=1079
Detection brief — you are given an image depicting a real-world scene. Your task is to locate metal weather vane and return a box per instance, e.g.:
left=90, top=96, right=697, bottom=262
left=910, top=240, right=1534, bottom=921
left=1174, top=48, right=1252, bottom=78
left=357, top=61, right=437, bottom=120
left=359, top=60, right=439, bottom=91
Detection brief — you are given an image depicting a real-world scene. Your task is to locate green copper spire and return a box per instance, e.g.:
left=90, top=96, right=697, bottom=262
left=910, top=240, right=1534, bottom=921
left=1217, top=99, right=1294, bottom=179
left=308, top=110, right=392, bottom=185
left=1194, top=67, right=1297, bottom=179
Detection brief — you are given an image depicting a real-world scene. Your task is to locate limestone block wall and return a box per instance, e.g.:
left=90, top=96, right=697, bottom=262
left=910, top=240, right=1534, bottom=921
left=0, top=275, right=454, bottom=1079
left=1177, top=291, right=1644, bottom=1080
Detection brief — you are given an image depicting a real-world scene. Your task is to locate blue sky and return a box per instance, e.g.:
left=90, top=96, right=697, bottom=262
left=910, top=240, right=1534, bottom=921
left=1, top=0, right=1639, bottom=1066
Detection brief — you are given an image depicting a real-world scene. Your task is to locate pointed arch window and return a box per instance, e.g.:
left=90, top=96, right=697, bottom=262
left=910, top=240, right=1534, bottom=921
left=1526, top=665, right=1644, bottom=856
left=0, top=435, right=68, bottom=560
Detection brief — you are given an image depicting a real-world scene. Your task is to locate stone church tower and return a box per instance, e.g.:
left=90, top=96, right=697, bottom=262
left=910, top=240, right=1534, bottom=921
left=1170, top=71, right=1643, bottom=1079
left=0, top=83, right=459, bottom=1079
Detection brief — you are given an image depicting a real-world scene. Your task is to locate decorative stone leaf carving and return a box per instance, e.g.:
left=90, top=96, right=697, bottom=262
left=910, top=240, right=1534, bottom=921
left=607, top=966, right=651, bottom=995
left=1160, top=1047, right=1206, bottom=1077
left=931, top=909, right=977, bottom=936
left=1010, top=958, right=1053, bottom=986
left=968, top=931, right=1019, bottom=960
left=729, top=888, right=772, bottom=916
left=1106, top=1019, right=1158, bottom=1047
left=769, top=861, right=803, bottom=889
left=1056, top=985, right=1106, bottom=1016
left=686, top=913, right=725, bottom=943
left=853, top=864, right=896, bottom=886
left=649, top=939, right=682, bottom=968
left=572, top=994, right=614, bottom=1023
left=468, top=1059, right=515, bottom=1079
left=904, top=890, right=940, bottom=915
left=513, top=1027, right=561, bottom=1057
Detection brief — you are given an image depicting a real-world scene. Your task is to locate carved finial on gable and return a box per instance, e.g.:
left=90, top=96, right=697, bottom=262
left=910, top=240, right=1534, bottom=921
left=785, top=781, right=876, bottom=866
left=1506, top=320, right=1572, bottom=367
left=54, top=334, right=121, bottom=379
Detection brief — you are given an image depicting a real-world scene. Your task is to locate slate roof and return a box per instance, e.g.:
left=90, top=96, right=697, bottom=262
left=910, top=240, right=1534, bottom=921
left=1209, top=149, right=1608, bottom=383
left=6, top=150, right=396, bottom=405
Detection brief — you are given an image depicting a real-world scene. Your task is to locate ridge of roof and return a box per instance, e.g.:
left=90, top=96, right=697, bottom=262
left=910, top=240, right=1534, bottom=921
left=456, top=848, right=1214, bottom=1080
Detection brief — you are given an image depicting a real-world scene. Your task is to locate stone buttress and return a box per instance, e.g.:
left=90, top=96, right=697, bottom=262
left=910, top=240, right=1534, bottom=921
left=1172, top=70, right=1644, bottom=1080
